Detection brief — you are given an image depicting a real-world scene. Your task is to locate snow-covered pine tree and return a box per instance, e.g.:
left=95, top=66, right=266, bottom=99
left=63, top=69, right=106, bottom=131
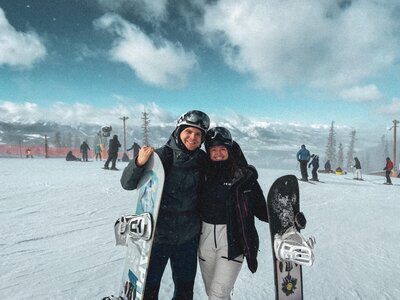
left=338, top=143, right=344, bottom=168
left=325, top=121, right=337, bottom=168
left=346, top=130, right=356, bottom=171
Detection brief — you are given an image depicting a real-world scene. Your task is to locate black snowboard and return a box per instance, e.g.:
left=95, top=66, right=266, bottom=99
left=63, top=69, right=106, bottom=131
left=267, top=175, right=303, bottom=300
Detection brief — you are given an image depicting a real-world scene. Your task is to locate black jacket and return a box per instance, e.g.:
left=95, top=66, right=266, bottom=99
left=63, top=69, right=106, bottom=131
left=226, top=165, right=268, bottom=273
left=120, top=135, right=207, bottom=245
left=108, top=136, right=121, bottom=154
left=201, top=145, right=268, bottom=273
left=354, top=159, right=361, bottom=169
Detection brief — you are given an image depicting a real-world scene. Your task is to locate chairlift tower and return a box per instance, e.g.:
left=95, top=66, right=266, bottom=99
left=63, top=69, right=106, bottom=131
left=391, top=120, right=399, bottom=170
left=120, top=116, right=129, bottom=153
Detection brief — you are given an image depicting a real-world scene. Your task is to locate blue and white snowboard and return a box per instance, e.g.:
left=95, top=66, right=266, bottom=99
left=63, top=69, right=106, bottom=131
left=117, top=153, right=164, bottom=300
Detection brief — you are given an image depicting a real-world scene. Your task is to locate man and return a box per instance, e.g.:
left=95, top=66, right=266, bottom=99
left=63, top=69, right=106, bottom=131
left=80, top=141, right=90, bottom=162
left=308, top=154, right=319, bottom=181
left=104, top=135, right=121, bottom=170
left=297, top=145, right=311, bottom=181
left=120, top=110, right=210, bottom=299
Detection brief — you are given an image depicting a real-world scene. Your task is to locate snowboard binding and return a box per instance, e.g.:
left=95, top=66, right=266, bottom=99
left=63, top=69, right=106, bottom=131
left=102, top=295, right=123, bottom=300
left=114, top=213, right=154, bottom=246
left=274, top=227, right=316, bottom=267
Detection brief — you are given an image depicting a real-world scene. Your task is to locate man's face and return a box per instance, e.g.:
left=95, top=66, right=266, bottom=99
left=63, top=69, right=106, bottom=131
left=179, top=127, right=203, bottom=151
left=209, top=145, right=229, bottom=161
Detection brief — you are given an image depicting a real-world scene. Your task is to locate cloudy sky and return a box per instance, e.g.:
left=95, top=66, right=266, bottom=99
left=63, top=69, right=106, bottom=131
left=1, top=0, right=400, bottom=133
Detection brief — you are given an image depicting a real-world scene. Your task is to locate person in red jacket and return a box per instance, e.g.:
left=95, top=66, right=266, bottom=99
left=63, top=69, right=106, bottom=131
left=383, top=157, right=393, bottom=185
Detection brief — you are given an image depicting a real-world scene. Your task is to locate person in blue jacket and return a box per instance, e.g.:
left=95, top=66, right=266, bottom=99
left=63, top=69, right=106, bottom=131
left=297, top=145, right=311, bottom=181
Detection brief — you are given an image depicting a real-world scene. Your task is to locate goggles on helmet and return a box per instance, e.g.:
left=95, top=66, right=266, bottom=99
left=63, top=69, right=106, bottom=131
left=176, top=110, right=210, bottom=132
left=205, top=127, right=233, bottom=150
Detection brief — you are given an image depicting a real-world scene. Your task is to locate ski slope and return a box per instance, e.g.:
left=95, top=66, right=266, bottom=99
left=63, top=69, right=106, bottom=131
left=1, top=158, right=399, bottom=299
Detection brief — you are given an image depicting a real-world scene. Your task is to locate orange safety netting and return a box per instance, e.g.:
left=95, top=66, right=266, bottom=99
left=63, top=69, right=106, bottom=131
left=0, top=144, right=126, bottom=159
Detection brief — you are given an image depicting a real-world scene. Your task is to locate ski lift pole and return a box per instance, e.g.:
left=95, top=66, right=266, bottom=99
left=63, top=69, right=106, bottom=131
left=19, top=140, right=22, bottom=158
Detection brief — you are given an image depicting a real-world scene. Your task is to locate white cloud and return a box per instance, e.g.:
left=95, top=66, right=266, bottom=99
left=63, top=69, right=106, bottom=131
left=0, top=100, right=175, bottom=126
left=0, top=8, right=46, bottom=68
left=199, top=0, right=400, bottom=91
left=376, top=97, right=400, bottom=116
left=94, top=13, right=197, bottom=89
left=96, top=0, right=168, bottom=22
left=339, top=84, right=383, bottom=102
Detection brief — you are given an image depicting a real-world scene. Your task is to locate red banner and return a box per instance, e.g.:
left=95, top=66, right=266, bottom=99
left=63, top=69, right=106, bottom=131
left=0, top=144, right=127, bottom=159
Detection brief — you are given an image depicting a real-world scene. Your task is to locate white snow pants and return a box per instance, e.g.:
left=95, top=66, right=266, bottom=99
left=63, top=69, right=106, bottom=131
left=198, top=222, right=243, bottom=300
left=355, top=169, right=362, bottom=179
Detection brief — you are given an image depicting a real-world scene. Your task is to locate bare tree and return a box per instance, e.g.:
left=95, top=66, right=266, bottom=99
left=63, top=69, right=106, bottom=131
left=142, top=111, right=150, bottom=146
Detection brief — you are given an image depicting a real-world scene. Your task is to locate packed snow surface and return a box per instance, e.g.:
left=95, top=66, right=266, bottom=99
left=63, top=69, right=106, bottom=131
left=1, top=158, right=399, bottom=299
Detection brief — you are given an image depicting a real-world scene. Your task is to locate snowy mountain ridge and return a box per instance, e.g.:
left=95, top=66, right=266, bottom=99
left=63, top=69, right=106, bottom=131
left=0, top=119, right=383, bottom=170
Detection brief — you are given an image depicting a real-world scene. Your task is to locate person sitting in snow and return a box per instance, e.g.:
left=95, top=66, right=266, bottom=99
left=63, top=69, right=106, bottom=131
left=324, top=160, right=332, bottom=173
left=66, top=151, right=81, bottom=161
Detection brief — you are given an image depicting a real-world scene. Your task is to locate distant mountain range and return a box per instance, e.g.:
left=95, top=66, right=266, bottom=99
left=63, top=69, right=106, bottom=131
left=0, top=120, right=385, bottom=170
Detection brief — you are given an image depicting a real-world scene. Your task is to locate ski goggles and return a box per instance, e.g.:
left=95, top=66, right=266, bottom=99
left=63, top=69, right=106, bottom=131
left=177, top=110, right=210, bottom=132
left=205, top=127, right=233, bottom=146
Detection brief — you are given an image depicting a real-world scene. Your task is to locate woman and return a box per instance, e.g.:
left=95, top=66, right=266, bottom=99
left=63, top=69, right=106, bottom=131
left=198, top=127, right=268, bottom=300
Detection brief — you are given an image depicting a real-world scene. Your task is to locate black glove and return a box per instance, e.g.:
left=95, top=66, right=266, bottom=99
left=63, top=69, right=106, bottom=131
left=295, top=212, right=307, bottom=230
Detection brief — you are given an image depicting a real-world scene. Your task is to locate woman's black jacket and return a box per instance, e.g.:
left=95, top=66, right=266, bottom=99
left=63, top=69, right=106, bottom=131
left=202, top=163, right=268, bottom=273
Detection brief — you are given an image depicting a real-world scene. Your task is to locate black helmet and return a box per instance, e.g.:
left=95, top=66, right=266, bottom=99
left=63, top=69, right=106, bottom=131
left=205, top=127, right=233, bottom=151
left=176, top=110, right=210, bottom=133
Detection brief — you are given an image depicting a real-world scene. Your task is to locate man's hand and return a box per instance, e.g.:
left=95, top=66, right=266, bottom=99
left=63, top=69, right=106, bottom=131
left=136, top=146, right=154, bottom=167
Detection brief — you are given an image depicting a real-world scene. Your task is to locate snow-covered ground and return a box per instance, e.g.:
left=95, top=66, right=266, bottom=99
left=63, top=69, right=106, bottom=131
left=1, top=158, right=399, bottom=299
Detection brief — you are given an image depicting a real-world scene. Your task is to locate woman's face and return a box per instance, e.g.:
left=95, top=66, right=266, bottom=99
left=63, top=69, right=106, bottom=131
left=209, top=145, right=229, bottom=161
left=179, top=127, right=203, bottom=151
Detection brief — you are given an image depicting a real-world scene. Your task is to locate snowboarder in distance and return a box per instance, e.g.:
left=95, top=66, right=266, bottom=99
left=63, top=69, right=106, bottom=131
left=198, top=126, right=270, bottom=299
left=383, top=157, right=393, bottom=185
left=324, top=160, right=332, bottom=173
left=120, top=110, right=210, bottom=299
left=353, top=157, right=362, bottom=180
left=95, top=144, right=102, bottom=161
left=80, top=141, right=90, bottom=162
left=66, top=150, right=81, bottom=161
left=104, top=135, right=121, bottom=170
left=297, top=145, right=311, bottom=181
left=308, top=154, right=319, bottom=181
left=127, top=142, right=141, bottom=159
left=25, top=148, right=33, bottom=158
